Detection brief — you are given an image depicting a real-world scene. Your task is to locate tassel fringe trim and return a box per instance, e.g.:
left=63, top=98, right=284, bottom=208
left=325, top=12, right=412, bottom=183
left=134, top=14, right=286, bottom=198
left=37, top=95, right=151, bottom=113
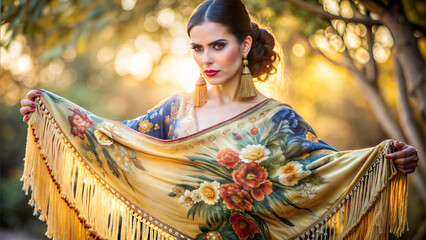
left=296, top=142, right=408, bottom=240
left=21, top=96, right=192, bottom=240
left=21, top=95, right=408, bottom=240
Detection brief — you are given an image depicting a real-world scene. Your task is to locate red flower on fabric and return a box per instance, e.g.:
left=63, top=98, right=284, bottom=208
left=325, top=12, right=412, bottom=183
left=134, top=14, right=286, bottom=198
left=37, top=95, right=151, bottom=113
left=229, top=213, right=259, bottom=239
left=68, top=108, right=93, bottom=140
left=232, top=162, right=268, bottom=190
left=250, top=128, right=258, bottom=135
left=216, top=147, right=241, bottom=168
left=220, top=183, right=252, bottom=211
left=250, top=180, right=273, bottom=201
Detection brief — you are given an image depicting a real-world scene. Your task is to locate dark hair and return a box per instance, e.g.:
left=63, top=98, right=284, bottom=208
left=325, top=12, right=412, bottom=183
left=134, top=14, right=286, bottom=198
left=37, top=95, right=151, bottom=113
left=187, top=0, right=279, bottom=82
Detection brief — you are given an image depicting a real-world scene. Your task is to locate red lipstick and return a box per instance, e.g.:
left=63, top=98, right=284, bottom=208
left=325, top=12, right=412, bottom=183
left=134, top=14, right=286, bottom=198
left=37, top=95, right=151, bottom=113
left=204, top=69, right=219, bottom=77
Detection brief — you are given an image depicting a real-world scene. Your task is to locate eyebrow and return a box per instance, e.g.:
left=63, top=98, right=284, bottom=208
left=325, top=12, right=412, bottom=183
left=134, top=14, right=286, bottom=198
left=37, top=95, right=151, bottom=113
left=191, top=39, right=228, bottom=46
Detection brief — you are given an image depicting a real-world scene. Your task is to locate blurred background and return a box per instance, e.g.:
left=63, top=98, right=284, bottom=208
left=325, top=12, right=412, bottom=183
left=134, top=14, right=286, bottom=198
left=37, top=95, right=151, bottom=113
left=1, top=0, right=425, bottom=239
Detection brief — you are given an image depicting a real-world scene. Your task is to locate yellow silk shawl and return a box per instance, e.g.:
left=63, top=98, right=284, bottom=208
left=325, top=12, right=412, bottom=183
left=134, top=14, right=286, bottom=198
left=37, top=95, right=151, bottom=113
left=21, top=90, right=408, bottom=240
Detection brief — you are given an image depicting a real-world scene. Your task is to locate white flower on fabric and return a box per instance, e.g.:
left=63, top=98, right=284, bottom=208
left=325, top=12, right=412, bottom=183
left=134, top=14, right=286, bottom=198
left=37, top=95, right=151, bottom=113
left=190, top=189, right=202, bottom=203
left=179, top=190, right=196, bottom=206
left=239, top=144, right=271, bottom=163
left=199, top=181, right=221, bottom=205
left=278, top=161, right=311, bottom=186
left=299, top=183, right=319, bottom=199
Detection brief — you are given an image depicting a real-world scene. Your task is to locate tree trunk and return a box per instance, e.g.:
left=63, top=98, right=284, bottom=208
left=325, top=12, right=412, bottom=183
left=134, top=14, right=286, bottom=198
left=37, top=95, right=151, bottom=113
left=361, top=0, right=426, bottom=121
left=350, top=71, right=406, bottom=141
left=393, top=55, right=426, bottom=176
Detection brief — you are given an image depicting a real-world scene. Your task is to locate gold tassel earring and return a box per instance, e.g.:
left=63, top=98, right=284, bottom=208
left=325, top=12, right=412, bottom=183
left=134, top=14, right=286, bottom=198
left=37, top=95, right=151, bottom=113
left=237, top=53, right=257, bottom=98
left=193, top=73, right=208, bottom=107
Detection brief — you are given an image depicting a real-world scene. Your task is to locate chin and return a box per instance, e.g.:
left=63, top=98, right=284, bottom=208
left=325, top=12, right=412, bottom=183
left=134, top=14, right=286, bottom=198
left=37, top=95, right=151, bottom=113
left=205, top=77, right=228, bottom=85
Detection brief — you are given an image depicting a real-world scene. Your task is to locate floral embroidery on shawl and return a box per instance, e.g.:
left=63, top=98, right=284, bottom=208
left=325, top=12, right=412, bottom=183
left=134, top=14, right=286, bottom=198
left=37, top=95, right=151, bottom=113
left=21, top=90, right=408, bottom=240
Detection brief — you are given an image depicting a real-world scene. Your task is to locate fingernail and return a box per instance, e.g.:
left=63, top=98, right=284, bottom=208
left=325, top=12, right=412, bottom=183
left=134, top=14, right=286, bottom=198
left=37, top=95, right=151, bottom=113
left=31, top=102, right=36, bottom=107
left=30, top=107, right=35, bottom=110
left=385, top=154, right=390, bottom=158
left=36, top=90, right=42, bottom=94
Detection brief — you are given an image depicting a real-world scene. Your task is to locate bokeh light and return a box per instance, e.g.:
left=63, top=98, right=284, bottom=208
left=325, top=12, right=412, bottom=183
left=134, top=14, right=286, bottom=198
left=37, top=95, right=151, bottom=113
left=292, top=43, right=305, bottom=57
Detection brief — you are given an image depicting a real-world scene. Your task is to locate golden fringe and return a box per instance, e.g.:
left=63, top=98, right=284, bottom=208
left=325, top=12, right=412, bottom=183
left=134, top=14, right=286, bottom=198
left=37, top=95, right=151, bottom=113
left=297, top=142, right=408, bottom=240
left=21, top=97, right=179, bottom=240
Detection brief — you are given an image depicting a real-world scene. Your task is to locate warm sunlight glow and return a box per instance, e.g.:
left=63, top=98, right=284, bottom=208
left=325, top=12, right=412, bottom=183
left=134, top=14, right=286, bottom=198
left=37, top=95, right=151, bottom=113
left=373, top=44, right=391, bottom=63
left=121, top=0, right=136, bottom=11
left=340, top=0, right=354, bottom=18
left=323, top=0, right=340, bottom=16
left=134, top=34, right=162, bottom=62
left=157, top=8, right=175, bottom=28
left=292, top=43, right=305, bottom=57
left=171, top=37, right=190, bottom=56
left=63, top=48, right=77, bottom=62
left=129, top=52, right=152, bottom=80
left=151, top=55, right=198, bottom=91
left=354, top=48, right=370, bottom=64
left=97, top=47, right=115, bottom=63
left=332, top=19, right=346, bottom=36
left=144, top=15, right=160, bottom=32
left=375, top=26, right=394, bottom=48
left=344, top=32, right=361, bottom=49
left=13, top=54, right=33, bottom=75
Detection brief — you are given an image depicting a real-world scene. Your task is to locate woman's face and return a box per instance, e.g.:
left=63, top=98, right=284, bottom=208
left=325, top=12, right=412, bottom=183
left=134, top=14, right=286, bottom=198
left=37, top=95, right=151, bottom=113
left=189, top=21, right=250, bottom=86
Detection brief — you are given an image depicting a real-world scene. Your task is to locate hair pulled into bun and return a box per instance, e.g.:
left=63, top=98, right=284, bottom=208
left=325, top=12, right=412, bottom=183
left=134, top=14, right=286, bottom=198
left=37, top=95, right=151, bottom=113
left=248, top=22, right=278, bottom=82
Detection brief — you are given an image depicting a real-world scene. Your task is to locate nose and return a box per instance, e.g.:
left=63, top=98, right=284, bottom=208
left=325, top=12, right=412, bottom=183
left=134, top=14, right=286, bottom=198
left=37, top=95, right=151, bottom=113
left=202, top=49, right=213, bottom=66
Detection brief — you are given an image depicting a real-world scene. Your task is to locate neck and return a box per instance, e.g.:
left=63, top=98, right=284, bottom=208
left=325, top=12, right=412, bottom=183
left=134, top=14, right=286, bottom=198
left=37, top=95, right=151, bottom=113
left=209, top=69, right=242, bottom=104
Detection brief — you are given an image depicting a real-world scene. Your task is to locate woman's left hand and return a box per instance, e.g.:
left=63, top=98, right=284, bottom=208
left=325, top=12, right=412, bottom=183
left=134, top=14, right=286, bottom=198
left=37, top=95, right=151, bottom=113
left=385, top=140, right=419, bottom=174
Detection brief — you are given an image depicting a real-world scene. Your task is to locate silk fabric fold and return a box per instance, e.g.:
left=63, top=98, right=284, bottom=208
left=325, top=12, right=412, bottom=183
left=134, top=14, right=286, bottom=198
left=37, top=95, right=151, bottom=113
left=22, top=90, right=408, bottom=240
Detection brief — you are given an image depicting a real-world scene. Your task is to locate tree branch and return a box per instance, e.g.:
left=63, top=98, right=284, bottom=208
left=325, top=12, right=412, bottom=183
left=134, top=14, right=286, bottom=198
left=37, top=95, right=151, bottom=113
left=357, top=0, right=388, bottom=16
left=285, top=0, right=382, bottom=26
left=365, top=23, right=378, bottom=83
left=348, top=0, right=364, bottom=18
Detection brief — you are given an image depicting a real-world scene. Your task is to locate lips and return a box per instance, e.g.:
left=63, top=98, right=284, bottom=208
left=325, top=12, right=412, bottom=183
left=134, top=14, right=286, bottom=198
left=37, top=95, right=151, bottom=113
left=204, top=69, right=219, bottom=77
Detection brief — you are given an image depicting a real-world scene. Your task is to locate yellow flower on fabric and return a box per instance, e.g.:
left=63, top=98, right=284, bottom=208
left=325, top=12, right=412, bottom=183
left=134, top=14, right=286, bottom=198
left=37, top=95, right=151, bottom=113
left=278, top=161, right=311, bottom=186
left=279, top=161, right=301, bottom=175
left=199, top=181, right=221, bottom=205
left=239, top=144, right=271, bottom=163
left=279, top=172, right=301, bottom=186
left=138, top=120, right=153, bottom=133
left=173, top=186, right=185, bottom=198
left=248, top=116, right=256, bottom=123
left=305, top=132, right=319, bottom=143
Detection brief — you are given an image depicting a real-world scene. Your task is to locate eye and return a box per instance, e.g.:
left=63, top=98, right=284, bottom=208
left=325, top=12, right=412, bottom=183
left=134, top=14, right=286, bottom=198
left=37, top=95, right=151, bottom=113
left=191, top=45, right=203, bottom=52
left=213, top=42, right=226, bottom=50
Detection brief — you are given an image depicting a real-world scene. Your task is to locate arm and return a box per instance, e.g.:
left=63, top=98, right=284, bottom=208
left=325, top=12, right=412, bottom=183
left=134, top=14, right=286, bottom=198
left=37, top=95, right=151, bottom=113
left=122, top=94, right=179, bottom=140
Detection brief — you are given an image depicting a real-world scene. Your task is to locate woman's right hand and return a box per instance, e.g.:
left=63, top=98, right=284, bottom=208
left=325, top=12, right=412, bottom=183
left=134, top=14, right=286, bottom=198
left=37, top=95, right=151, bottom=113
left=20, top=90, right=42, bottom=123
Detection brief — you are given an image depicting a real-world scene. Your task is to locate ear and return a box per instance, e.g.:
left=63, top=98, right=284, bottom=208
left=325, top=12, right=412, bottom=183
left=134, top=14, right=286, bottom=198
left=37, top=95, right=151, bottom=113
left=240, top=35, right=252, bottom=56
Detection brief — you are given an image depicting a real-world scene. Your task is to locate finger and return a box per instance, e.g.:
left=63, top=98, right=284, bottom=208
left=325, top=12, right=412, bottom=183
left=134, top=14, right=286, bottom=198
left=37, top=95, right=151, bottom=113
left=20, top=99, right=37, bottom=108
left=20, top=106, right=36, bottom=116
left=398, top=168, right=416, bottom=174
left=393, top=140, right=407, bottom=150
left=23, top=114, right=30, bottom=123
left=395, top=162, right=418, bottom=170
left=392, top=154, right=419, bottom=165
left=26, top=90, right=42, bottom=101
left=386, top=147, right=417, bottom=159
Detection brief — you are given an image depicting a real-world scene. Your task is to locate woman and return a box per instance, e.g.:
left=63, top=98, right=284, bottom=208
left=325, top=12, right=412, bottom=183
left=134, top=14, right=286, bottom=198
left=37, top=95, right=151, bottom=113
left=19, top=0, right=418, bottom=239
